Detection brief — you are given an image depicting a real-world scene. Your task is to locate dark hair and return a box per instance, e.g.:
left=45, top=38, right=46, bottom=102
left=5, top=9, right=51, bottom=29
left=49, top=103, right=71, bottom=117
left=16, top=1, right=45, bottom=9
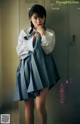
left=28, top=4, right=46, bottom=33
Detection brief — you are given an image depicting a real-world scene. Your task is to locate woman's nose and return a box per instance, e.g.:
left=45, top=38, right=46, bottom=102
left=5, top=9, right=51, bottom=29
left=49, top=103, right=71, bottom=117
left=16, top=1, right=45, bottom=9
left=37, top=18, right=41, bottom=23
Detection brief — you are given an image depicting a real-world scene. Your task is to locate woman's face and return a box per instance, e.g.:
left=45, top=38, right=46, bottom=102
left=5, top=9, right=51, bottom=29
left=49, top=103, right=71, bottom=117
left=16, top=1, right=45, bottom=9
left=30, top=13, right=46, bottom=29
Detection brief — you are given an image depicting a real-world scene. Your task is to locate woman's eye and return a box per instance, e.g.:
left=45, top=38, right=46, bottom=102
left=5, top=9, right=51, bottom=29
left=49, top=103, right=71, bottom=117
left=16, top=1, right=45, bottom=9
left=34, top=17, right=38, bottom=20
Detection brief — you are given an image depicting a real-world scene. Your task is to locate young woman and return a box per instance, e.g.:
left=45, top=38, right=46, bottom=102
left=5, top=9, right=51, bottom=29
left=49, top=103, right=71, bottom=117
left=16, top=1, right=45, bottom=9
left=13, top=4, right=60, bottom=124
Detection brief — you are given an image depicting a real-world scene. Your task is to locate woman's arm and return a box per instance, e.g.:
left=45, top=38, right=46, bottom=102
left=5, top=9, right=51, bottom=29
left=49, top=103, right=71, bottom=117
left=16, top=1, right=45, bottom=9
left=16, top=29, right=34, bottom=57
left=40, top=29, right=56, bottom=54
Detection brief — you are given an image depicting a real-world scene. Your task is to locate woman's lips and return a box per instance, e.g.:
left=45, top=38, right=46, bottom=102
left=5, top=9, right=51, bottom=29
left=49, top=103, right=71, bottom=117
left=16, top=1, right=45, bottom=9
left=37, top=24, right=42, bottom=25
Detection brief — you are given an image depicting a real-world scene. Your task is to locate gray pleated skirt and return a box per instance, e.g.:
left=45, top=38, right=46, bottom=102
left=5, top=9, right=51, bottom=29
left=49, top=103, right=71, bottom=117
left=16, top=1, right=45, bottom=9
left=13, top=33, right=60, bottom=101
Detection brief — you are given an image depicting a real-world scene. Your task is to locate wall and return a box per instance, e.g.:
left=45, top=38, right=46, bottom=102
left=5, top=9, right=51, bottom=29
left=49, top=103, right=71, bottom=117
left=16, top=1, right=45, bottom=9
left=0, top=0, right=2, bottom=107
left=0, top=0, right=19, bottom=123
left=1, top=0, right=19, bottom=103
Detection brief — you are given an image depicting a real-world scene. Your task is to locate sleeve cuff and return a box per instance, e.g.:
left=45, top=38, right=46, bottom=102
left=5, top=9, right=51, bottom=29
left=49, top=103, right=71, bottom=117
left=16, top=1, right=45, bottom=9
left=41, top=35, right=47, bottom=43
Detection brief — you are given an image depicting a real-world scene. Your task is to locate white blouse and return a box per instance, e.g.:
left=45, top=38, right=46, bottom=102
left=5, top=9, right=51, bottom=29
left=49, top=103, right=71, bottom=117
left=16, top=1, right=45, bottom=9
left=16, top=27, right=55, bottom=59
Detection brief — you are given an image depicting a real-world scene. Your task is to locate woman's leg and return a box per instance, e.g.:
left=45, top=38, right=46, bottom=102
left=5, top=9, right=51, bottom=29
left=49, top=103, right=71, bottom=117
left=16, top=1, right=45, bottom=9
left=24, top=98, right=34, bottom=124
left=35, top=88, right=48, bottom=124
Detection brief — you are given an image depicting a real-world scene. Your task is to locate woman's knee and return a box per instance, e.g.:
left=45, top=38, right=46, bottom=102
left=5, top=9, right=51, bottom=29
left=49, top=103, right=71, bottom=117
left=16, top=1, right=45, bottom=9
left=35, top=88, right=48, bottom=112
left=24, top=98, right=34, bottom=110
left=36, top=101, right=46, bottom=113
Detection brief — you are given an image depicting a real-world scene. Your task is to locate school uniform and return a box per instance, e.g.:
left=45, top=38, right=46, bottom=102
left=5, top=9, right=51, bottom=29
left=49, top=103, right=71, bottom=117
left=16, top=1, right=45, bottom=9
left=13, top=27, right=60, bottom=101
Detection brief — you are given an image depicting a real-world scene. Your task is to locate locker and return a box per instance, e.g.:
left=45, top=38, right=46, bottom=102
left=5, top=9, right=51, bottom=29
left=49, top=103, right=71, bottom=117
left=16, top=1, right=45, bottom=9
left=44, top=1, right=80, bottom=123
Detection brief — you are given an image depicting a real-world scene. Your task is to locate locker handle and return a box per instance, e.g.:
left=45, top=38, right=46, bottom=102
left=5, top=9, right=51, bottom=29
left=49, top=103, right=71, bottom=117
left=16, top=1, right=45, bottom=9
left=72, top=34, right=76, bottom=42
left=70, top=34, right=76, bottom=45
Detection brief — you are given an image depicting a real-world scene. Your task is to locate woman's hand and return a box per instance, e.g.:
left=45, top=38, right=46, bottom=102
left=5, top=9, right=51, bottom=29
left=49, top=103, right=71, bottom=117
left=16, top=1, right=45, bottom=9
left=33, top=25, right=46, bottom=43
left=37, top=25, right=46, bottom=37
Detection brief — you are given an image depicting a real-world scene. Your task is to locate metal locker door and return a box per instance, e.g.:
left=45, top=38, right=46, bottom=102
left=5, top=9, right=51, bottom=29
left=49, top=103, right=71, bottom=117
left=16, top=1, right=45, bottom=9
left=68, top=5, right=80, bottom=104
left=67, top=5, right=80, bottom=123
left=45, top=1, right=69, bottom=84
left=44, top=0, right=69, bottom=123
left=44, top=1, right=80, bottom=123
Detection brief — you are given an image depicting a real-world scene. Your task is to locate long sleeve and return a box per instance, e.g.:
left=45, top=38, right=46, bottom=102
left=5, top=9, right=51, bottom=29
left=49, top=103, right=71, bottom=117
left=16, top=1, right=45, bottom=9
left=16, top=29, right=34, bottom=57
left=40, top=29, right=55, bottom=54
